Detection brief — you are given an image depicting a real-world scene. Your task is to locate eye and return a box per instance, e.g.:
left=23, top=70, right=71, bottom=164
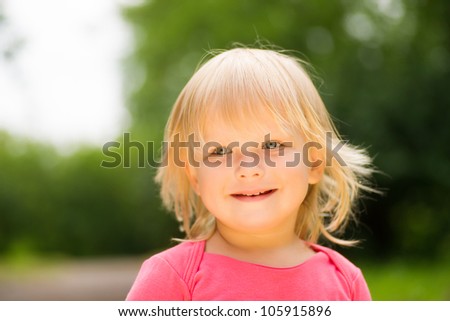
left=210, top=146, right=232, bottom=156
left=262, top=141, right=283, bottom=149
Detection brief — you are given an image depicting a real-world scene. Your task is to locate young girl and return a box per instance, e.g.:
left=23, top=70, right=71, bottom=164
left=126, top=47, right=376, bottom=301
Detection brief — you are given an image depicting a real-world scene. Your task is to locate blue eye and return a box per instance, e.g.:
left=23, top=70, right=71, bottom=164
left=211, top=146, right=231, bottom=156
left=262, top=141, right=282, bottom=149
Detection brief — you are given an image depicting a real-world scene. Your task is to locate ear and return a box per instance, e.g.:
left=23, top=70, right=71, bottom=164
left=185, top=164, right=200, bottom=195
left=307, top=145, right=325, bottom=185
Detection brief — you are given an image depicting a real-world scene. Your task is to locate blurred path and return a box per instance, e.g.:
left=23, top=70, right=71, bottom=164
left=0, top=257, right=142, bottom=300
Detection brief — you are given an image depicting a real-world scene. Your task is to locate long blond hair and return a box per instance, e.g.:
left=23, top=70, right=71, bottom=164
left=155, top=47, right=376, bottom=246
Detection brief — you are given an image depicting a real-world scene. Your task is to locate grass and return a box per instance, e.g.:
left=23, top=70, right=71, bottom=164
left=360, top=259, right=450, bottom=300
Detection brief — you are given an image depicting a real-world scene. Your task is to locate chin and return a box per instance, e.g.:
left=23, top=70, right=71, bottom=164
left=229, top=220, right=286, bottom=234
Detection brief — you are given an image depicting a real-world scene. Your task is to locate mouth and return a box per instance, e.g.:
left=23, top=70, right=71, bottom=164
left=231, top=189, right=277, bottom=201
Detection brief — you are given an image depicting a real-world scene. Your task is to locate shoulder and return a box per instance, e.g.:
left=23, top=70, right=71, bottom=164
left=309, top=243, right=360, bottom=276
left=157, top=240, right=205, bottom=267
left=126, top=241, right=205, bottom=300
left=156, top=240, right=205, bottom=281
left=309, top=243, right=371, bottom=300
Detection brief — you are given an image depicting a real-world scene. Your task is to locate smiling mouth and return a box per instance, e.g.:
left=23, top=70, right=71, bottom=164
left=231, top=189, right=276, bottom=197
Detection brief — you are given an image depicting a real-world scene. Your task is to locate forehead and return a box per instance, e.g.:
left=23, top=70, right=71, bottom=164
left=181, top=48, right=314, bottom=144
left=201, top=111, right=294, bottom=144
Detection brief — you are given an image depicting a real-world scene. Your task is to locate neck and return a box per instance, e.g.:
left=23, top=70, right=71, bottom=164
left=208, top=220, right=301, bottom=254
left=206, top=223, right=314, bottom=268
left=206, top=228, right=314, bottom=268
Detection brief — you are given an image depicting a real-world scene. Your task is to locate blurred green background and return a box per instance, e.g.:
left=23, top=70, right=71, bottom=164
left=1, top=0, right=449, bottom=300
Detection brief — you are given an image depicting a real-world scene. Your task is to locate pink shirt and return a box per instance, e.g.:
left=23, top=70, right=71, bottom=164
left=126, top=240, right=371, bottom=301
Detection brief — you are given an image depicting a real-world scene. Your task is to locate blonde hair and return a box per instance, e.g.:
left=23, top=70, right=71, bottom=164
left=155, top=47, right=376, bottom=246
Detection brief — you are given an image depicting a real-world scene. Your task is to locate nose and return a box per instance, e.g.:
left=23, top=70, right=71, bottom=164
left=234, top=149, right=265, bottom=180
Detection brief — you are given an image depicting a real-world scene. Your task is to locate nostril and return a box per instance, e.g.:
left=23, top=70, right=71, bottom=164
left=236, top=163, right=264, bottom=179
left=240, top=172, right=260, bottom=178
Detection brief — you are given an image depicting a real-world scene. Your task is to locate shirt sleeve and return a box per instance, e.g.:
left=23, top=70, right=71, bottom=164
left=126, top=256, right=191, bottom=301
left=351, top=269, right=372, bottom=301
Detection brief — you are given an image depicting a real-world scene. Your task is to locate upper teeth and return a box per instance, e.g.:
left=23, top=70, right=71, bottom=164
left=242, top=191, right=265, bottom=196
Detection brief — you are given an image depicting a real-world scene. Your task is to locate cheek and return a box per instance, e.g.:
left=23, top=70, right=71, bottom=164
left=270, top=148, right=302, bottom=167
left=273, top=150, right=310, bottom=177
left=196, top=164, right=227, bottom=194
left=280, top=163, right=311, bottom=198
left=195, top=169, right=226, bottom=217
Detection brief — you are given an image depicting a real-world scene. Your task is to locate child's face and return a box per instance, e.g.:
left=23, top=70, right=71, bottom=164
left=186, top=114, right=323, bottom=236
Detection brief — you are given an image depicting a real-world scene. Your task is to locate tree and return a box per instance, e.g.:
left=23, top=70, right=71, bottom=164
left=122, top=0, right=450, bottom=259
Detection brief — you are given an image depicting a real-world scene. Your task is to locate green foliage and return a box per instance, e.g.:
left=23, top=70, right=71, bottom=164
left=122, top=0, right=450, bottom=259
left=1, top=0, right=449, bottom=259
left=0, top=132, right=180, bottom=257
left=362, top=259, right=450, bottom=300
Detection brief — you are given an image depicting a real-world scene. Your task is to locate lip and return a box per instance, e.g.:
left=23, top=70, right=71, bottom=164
left=230, top=189, right=277, bottom=202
